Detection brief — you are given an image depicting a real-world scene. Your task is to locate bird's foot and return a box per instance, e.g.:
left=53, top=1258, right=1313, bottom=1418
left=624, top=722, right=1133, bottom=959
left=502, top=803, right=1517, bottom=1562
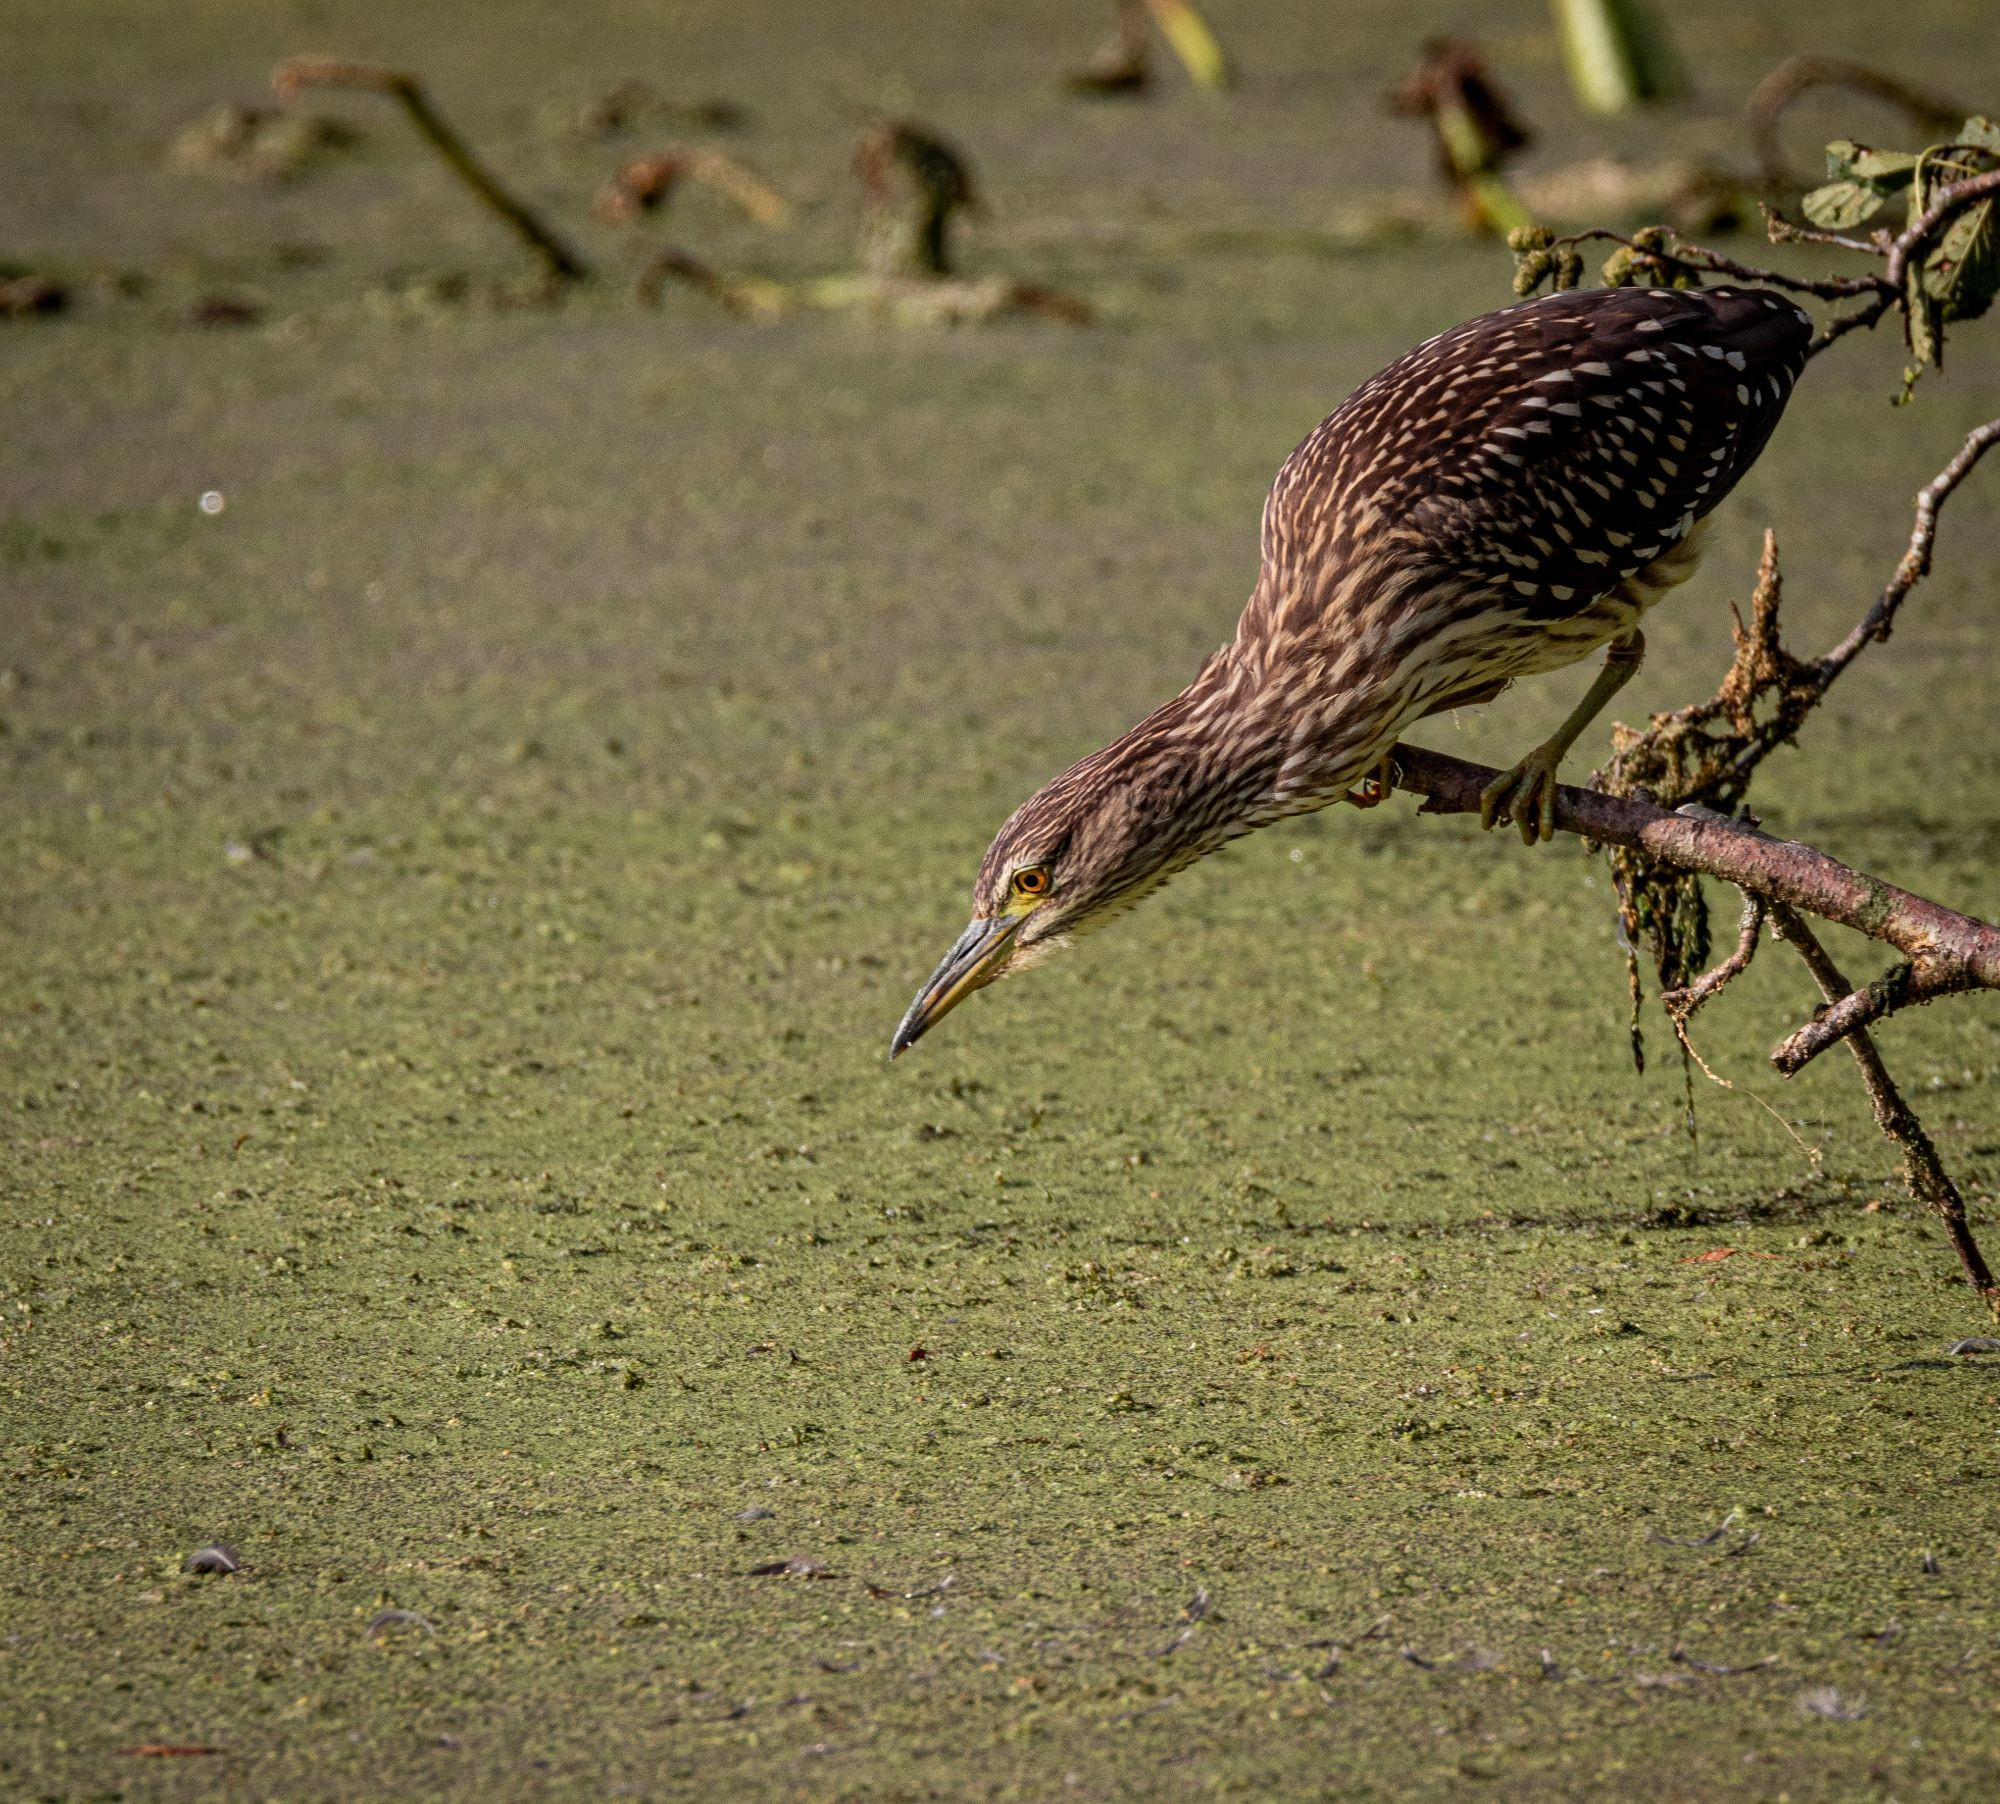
left=1345, top=753, right=1400, bottom=810
left=1479, top=743, right=1566, bottom=845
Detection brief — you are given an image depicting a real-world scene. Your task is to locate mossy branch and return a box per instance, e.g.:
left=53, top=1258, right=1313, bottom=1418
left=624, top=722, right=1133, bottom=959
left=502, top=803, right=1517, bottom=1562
left=1386, top=747, right=2000, bottom=1006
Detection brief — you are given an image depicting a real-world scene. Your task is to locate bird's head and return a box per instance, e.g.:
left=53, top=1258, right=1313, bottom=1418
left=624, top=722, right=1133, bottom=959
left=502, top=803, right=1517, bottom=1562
left=891, top=674, right=1271, bottom=1056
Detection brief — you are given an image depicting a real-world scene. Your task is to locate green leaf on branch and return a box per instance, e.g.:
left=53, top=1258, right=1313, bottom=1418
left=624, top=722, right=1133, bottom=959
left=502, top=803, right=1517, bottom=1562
left=1923, top=198, right=1999, bottom=324
left=1957, top=115, right=2000, bottom=153
left=1802, top=180, right=1888, bottom=230
left=1905, top=257, right=1941, bottom=374
left=1825, top=140, right=1918, bottom=184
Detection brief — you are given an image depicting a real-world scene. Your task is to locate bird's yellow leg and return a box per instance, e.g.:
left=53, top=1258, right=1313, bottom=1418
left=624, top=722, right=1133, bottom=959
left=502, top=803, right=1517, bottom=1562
left=1479, top=629, right=1644, bottom=845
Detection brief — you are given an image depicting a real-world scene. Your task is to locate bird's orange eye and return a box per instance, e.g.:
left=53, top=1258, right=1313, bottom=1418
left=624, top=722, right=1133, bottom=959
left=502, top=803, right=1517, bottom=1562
left=1011, top=867, right=1051, bottom=898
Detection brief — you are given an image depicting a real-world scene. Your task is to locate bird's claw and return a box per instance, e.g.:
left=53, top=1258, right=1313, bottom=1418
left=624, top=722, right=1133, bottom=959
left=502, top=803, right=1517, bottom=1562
left=1479, top=746, right=1563, bottom=845
left=1345, top=753, right=1400, bottom=810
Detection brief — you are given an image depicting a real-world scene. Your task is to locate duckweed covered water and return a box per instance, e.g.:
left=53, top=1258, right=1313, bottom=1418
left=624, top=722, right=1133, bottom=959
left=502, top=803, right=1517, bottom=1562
left=4, top=2, right=1999, bottom=1796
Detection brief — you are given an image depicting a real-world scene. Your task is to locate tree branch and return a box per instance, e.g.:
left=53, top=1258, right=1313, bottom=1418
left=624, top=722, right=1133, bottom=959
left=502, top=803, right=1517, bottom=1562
left=1662, top=892, right=1767, bottom=1025
left=1771, top=959, right=1980, bottom=1073
left=1725, top=417, right=1999, bottom=793
left=1766, top=904, right=1996, bottom=1301
left=1883, top=167, right=2000, bottom=297
left=1817, top=418, right=2000, bottom=679
left=1386, top=744, right=2000, bottom=996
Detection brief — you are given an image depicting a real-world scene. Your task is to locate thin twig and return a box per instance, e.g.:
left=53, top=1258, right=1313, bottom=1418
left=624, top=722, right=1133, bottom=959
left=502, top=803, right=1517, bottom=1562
left=274, top=57, right=587, bottom=282
left=1771, top=960, right=1979, bottom=1072
left=1655, top=879, right=1816, bottom=1162
left=593, top=148, right=791, bottom=227
left=1808, top=294, right=1896, bottom=357
left=1728, top=417, right=2000, bottom=790
left=1817, top=419, right=2000, bottom=681
left=1760, top=202, right=1882, bottom=258
left=1766, top=904, right=1995, bottom=1300
left=1663, top=893, right=1768, bottom=1025
left=1549, top=226, right=1882, bottom=299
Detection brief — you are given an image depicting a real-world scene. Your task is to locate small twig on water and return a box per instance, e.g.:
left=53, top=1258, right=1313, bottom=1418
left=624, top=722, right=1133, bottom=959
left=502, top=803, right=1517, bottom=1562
left=1672, top=1646, right=1778, bottom=1675
left=1648, top=1508, right=1742, bottom=1547
left=273, top=57, right=587, bottom=283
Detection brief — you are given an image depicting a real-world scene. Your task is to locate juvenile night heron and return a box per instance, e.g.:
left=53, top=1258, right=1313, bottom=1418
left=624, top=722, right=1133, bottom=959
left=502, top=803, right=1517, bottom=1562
left=893, top=283, right=1811, bottom=1055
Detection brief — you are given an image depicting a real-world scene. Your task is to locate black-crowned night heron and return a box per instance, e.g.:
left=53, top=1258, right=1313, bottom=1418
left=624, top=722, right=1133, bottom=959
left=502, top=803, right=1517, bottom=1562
left=894, top=283, right=1810, bottom=1054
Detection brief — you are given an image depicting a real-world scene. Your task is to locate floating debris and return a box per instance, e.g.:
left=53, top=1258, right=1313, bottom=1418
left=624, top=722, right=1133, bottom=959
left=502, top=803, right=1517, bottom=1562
left=1671, top=1646, right=1777, bottom=1676
left=856, top=118, right=980, bottom=280
left=191, top=296, right=262, bottom=328
left=182, top=1543, right=242, bottom=1574
left=0, top=273, right=67, bottom=318
left=577, top=81, right=748, bottom=137
left=366, top=1608, right=436, bottom=1637
left=593, top=148, right=790, bottom=227
left=641, top=123, right=1089, bottom=330
left=1797, top=1685, right=1867, bottom=1721
left=171, top=102, right=359, bottom=182
left=1647, top=1508, right=1742, bottom=1547
left=1388, top=40, right=1531, bottom=235
left=1066, top=1, right=1151, bottom=96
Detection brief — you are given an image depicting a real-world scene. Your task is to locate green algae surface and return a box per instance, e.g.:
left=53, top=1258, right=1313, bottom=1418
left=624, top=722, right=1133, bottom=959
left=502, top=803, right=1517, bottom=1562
left=5, top=3, right=2000, bottom=1797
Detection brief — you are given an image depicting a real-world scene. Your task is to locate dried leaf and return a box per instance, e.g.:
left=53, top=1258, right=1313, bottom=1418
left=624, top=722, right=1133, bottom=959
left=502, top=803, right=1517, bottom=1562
left=1906, top=256, right=1942, bottom=367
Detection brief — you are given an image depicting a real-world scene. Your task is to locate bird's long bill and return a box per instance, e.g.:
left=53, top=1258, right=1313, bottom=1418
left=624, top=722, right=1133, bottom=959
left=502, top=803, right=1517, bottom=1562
left=890, top=915, right=1022, bottom=1058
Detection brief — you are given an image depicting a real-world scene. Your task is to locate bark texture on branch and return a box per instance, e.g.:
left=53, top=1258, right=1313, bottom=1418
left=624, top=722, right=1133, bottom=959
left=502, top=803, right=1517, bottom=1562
left=1387, top=742, right=2000, bottom=1001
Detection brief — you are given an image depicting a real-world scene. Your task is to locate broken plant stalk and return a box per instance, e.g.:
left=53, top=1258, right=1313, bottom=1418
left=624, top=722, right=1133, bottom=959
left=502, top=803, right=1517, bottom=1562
left=1141, top=0, right=1233, bottom=91
left=273, top=56, right=587, bottom=283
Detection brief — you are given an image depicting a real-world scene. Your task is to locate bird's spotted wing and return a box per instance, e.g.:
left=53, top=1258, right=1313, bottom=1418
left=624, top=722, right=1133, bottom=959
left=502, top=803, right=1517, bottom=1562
left=1263, top=285, right=1813, bottom=623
